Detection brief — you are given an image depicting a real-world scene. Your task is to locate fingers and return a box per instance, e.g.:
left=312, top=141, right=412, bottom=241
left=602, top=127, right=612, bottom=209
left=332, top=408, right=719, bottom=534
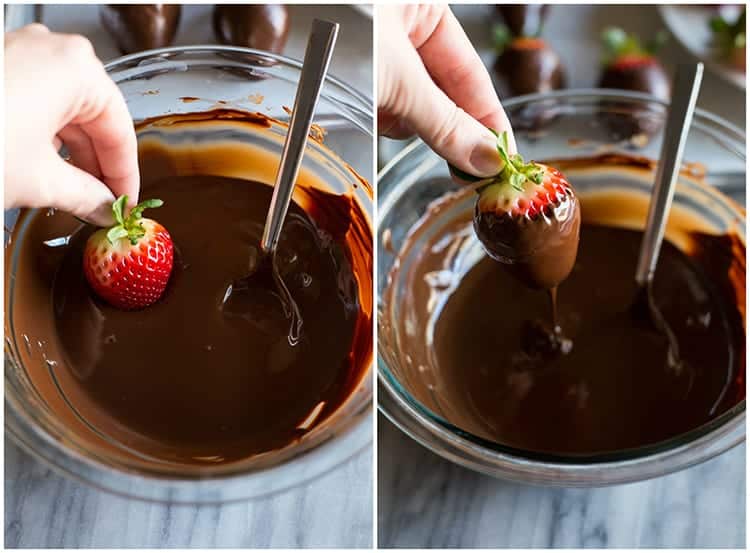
left=379, top=26, right=504, bottom=177
left=69, top=63, right=140, bottom=205
left=414, top=6, right=516, bottom=154
left=4, top=26, right=140, bottom=217
left=57, top=125, right=102, bottom=179
left=37, top=148, right=117, bottom=226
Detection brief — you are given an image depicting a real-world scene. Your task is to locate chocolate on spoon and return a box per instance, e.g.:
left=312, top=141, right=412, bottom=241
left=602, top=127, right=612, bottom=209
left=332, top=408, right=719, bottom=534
left=100, top=5, right=181, bottom=54
left=221, top=19, right=339, bottom=343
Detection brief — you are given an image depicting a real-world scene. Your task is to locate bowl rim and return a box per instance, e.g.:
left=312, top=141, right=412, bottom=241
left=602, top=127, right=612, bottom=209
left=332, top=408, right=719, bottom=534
left=376, top=88, right=746, bottom=482
left=104, top=44, right=374, bottom=110
left=5, top=44, right=374, bottom=503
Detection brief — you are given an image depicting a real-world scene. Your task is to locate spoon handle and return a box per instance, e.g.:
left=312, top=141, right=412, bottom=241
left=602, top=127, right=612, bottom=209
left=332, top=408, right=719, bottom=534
left=635, top=63, right=703, bottom=286
left=261, top=19, right=339, bottom=253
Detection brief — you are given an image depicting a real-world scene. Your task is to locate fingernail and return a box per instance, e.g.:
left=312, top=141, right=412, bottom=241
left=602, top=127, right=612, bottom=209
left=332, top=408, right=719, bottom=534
left=469, top=140, right=503, bottom=177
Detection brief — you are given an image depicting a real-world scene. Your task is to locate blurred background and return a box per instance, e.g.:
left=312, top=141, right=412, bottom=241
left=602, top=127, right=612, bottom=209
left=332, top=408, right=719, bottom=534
left=379, top=4, right=746, bottom=168
left=4, top=4, right=373, bottom=95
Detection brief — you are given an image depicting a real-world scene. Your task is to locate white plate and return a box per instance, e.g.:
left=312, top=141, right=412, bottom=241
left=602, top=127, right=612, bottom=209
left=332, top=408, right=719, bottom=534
left=659, top=5, right=745, bottom=90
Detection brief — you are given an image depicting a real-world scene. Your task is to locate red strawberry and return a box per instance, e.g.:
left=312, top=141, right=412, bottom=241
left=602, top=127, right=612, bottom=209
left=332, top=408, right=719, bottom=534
left=83, top=195, right=174, bottom=310
left=471, top=131, right=581, bottom=290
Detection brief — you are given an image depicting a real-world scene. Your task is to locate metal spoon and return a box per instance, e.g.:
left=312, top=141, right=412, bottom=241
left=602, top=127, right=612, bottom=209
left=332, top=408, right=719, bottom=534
left=222, top=19, right=339, bottom=345
left=633, top=62, right=703, bottom=367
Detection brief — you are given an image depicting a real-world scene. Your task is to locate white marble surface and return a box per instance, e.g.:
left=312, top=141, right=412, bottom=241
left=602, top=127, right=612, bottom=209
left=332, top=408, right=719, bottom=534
left=378, top=416, right=745, bottom=548
left=5, top=4, right=373, bottom=549
left=7, top=440, right=372, bottom=548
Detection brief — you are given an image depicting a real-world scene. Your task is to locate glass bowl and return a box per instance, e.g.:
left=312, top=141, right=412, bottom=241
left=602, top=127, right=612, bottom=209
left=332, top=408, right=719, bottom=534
left=378, top=89, right=745, bottom=487
left=5, top=46, right=373, bottom=503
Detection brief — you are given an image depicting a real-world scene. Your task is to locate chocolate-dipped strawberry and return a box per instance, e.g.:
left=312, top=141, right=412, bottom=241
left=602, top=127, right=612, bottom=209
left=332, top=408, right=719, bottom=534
left=598, top=28, right=670, bottom=140
left=493, top=26, right=565, bottom=96
left=471, top=132, right=580, bottom=291
left=495, top=4, right=549, bottom=38
left=710, top=7, right=746, bottom=72
left=213, top=5, right=290, bottom=54
left=100, top=5, right=181, bottom=54
left=599, top=28, right=670, bottom=98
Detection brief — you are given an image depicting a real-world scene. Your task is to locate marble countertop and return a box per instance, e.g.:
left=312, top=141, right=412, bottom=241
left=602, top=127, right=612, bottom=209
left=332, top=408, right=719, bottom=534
left=378, top=416, right=745, bottom=548
left=4, top=4, right=373, bottom=548
left=7, top=440, right=372, bottom=548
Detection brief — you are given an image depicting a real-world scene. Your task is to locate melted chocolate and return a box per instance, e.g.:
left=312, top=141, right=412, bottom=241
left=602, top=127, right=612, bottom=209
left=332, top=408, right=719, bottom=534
left=100, top=5, right=181, bottom=54
left=381, top=163, right=745, bottom=456
left=6, top=112, right=372, bottom=465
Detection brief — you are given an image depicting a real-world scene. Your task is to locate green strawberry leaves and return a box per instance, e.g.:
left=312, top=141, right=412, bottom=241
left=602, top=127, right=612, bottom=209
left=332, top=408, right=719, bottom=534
left=105, top=195, right=164, bottom=246
left=601, top=27, right=667, bottom=65
left=711, top=8, right=746, bottom=53
left=449, top=129, right=545, bottom=200
left=492, top=24, right=512, bottom=54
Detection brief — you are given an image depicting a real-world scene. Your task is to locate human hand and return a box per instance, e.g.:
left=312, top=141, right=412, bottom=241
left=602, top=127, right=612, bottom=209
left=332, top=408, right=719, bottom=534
left=4, top=24, right=139, bottom=226
left=377, top=5, right=515, bottom=178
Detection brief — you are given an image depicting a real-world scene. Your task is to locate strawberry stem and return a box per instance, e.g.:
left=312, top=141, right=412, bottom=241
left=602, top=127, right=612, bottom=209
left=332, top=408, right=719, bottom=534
left=491, top=131, right=544, bottom=192
left=492, top=24, right=512, bottom=54
left=105, top=195, right=164, bottom=246
left=601, top=27, right=666, bottom=65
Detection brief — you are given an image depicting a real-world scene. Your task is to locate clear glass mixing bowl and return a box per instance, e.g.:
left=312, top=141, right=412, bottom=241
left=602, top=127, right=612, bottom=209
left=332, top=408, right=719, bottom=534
left=5, top=47, right=373, bottom=503
left=378, top=89, right=745, bottom=487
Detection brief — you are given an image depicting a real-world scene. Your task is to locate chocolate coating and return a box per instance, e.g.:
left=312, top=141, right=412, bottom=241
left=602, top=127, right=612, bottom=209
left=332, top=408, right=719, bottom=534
left=598, top=61, right=671, bottom=139
left=100, top=5, right=181, bottom=54
left=380, top=162, right=745, bottom=455
left=494, top=38, right=565, bottom=96
left=213, top=4, right=290, bottom=54
left=473, top=192, right=581, bottom=290
left=496, top=4, right=550, bottom=37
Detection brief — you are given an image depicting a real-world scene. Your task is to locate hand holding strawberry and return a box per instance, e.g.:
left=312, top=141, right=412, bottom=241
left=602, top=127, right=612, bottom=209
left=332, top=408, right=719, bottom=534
left=83, top=195, right=174, bottom=310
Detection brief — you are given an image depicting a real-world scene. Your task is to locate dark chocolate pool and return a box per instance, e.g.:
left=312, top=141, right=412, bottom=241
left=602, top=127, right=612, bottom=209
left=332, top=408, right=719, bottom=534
left=5, top=111, right=373, bottom=466
left=380, top=157, right=745, bottom=457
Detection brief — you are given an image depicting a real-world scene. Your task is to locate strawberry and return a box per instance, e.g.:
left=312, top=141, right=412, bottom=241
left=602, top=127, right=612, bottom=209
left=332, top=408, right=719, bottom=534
left=598, top=28, right=670, bottom=140
left=469, top=131, right=581, bottom=290
left=83, top=195, right=174, bottom=310
left=598, top=27, right=670, bottom=100
left=492, top=26, right=564, bottom=96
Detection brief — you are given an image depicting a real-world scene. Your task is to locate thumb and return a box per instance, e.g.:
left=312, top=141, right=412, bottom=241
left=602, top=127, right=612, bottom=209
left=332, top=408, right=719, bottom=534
left=381, top=38, right=503, bottom=178
left=38, top=153, right=117, bottom=227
